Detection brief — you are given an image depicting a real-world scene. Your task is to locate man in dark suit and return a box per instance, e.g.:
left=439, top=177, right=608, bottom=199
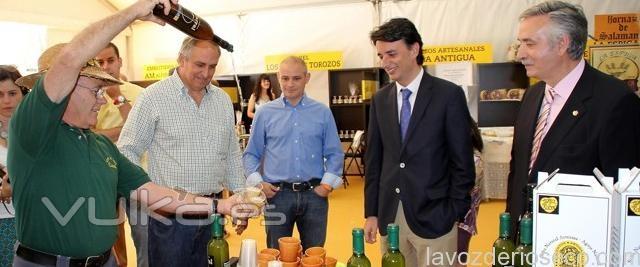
left=363, top=18, right=475, bottom=267
left=507, top=0, right=640, bottom=235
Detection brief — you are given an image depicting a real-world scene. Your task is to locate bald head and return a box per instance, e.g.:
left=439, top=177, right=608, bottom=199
left=279, top=56, right=308, bottom=74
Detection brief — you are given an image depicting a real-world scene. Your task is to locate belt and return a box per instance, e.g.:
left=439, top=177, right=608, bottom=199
left=273, top=179, right=321, bottom=191
left=16, top=245, right=111, bottom=267
left=165, top=191, right=223, bottom=219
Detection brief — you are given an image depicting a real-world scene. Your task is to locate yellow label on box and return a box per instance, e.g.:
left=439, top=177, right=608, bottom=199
left=422, top=44, right=492, bottom=65
left=595, top=13, right=639, bottom=44
left=143, top=63, right=177, bottom=80
left=265, top=51, right=343, bottom=71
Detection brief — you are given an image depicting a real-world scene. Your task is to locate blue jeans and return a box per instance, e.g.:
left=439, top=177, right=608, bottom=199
left=264, top=189, right=328, bottom=250
left=148, top=216, right=211, bottom=267
left=125, top=198, right=148, bottom=267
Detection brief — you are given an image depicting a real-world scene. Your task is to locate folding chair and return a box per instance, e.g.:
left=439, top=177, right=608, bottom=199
left=342, top=130, right=365, bottom=188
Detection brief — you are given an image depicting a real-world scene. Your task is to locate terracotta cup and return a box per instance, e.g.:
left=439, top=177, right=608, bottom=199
left=324, top=257, right=337, bottom=267
left=300, top=256, right=323, bottom=267
left=258, top=253, right=277, bottom=267
left=304, top=247, right=326, bottom=260
left=260, top=248, right=281, bottom=259
left=278, top=237, right=301, bottom=262
left=280, top=257, right=300, bottom=267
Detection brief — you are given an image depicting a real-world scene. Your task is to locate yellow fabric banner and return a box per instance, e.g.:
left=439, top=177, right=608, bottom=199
left=265, top=51, right=343, bottom=71
left=422, top=44, right=492, bottom=65
left=143, top=63, right=177, bottom=80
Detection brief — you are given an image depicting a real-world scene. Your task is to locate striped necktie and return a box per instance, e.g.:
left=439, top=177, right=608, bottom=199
left=529, top=87, right=556, bottom=174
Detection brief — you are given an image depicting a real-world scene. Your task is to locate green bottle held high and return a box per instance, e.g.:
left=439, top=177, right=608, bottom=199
left=207, top=214, right=230, bottom=267
left=513, top=217, right=532, bottom=267
left=347, top=228, right=372, bottom=267
left=382, top=224, right=405, bottom=267
left=493, top=212, right=516, bottom=267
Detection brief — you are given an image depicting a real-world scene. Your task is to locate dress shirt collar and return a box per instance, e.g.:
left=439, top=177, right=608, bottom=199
left=395, top=68, right=424, bottom=96
left=169, top=69, right=211, bottom=97
left=279, top=94, right=308, bottom=108
left=545, top=60, right=585, bottom=100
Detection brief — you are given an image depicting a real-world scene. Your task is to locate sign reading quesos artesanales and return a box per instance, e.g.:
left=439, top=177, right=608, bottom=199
left=422, top=44, right=493, bottom=65
left=265, top=51, right=343, bottom=71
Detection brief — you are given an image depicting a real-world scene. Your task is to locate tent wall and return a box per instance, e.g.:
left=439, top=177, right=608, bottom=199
left=1, top=0, right=639, bottom=88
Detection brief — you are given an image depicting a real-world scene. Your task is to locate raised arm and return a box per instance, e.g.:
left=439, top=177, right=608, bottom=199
left=43, top=0, right=176, bottom=103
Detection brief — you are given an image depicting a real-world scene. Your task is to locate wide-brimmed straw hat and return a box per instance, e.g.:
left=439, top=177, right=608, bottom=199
left=15, top=43, right=122, bottom=89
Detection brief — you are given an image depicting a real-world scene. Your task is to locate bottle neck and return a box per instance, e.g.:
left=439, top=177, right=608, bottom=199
left=387, top=230, right=400, bottom=251
left=499, top=216, right=511, bottom=239
left=353, top=234, right=365, bottom=255
left=211, top=215, right=223, bottom=238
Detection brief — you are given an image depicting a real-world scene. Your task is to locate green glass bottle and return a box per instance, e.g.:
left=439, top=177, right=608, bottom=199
left=513, top=217, right=532, bottom=267
left=493, top=213, right=515, bottom=267
left=347, top=228, right=372, bottom=267
left=207, top=214, right=230, bottom=267
left=382, top=224, right=405, bottom=267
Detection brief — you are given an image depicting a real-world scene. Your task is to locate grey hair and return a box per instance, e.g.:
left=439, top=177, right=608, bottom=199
left=520, top=0, right=587, bottom=60
left=178, top=37, right=221, bottom=60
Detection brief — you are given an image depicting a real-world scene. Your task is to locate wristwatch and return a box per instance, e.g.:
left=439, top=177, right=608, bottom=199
left=113, top=95, right=130, bottom=107
left=212, top=198, right=219, bottom=214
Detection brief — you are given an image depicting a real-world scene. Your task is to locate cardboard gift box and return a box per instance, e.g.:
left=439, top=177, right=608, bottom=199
left=533, top=170, right=614, bottom=266
left=612, top=167, right=640, bottom=267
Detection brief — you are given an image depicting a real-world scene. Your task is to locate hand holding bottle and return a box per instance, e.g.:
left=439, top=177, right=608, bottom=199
left=127, top=0, right=178, bottom=26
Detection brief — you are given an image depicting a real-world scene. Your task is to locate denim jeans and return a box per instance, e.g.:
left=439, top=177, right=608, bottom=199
left=148, top=216, right=211, bottom=267
left=264, top=189, right=328, bottom=250
left=125, top=197, right=148, bottom=267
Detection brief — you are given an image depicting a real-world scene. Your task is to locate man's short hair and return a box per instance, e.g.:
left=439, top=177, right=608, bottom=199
left=370, top=18, right=424, bottom=65
left=279, top=56, right=308, bottom=73
left=520, top=0, right=588, bottom=60
left=179, top=37, right=221, bottom=61
left=105, top=42, right=120, bottom=58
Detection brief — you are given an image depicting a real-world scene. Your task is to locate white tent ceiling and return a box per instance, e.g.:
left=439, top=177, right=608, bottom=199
left=107, top=0, right=371, bottom=16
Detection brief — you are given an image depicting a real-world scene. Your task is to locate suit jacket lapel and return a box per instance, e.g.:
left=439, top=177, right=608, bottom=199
left=383, top=85, right=403, bottom=151
left=400, top=70, right=433, bottom=154
left=533, top=65, right=594, bottom=171
left=521, top=83, right=546, bottom=162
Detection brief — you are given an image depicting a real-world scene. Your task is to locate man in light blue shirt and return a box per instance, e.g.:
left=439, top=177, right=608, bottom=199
left=243, top=56, right=344, bottom=249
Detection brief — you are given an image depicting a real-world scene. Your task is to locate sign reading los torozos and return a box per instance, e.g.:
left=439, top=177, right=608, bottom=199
left=422, top=44, right=493, bottom=65
left=265, top=51, right=343, bottom=72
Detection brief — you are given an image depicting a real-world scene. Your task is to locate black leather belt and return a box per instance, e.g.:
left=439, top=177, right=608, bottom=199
left=16, top=245, right=110, bottom=267
left=166, top=191, right=223, bottom=219
left=273, top=179, right=321, bottom=191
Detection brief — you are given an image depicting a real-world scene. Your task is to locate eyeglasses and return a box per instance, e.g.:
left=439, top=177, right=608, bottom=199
left=76, top=83, right=105, bottom=98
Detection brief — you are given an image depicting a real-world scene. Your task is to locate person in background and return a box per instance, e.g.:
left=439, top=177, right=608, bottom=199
left=118, top=36, right=246, bottom=267
left=94, top=42, right=144, bottom=143
left=247, top=73, right=275, bottom=119
left=94, top=42, right=146, bottom=267
left=364, top=18, right=475, bottom=267
left=0, top=65, right=28, bottom=266
left=455, top=118, right=484, bottom=267
left=507, top=0, right=640, bottom=237
left=243, top=56, right=344, bottom=250
left=8, top=0, right=256, bottom=265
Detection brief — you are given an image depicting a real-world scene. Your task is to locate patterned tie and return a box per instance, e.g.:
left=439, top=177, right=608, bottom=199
left=529, top=87, right=556, bottom=174
left=400, top=88, right=412, bottom=141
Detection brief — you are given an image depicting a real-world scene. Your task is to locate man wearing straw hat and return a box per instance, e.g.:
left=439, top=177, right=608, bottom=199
left=8, top=0, right=256, bottom=266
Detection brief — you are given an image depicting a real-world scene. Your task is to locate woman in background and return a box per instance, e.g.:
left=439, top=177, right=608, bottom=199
left=456, top=117, right=484, bottom=267
left=247, top=74, right=275, bottom=119
left=0, top=65, right=28, bottom=266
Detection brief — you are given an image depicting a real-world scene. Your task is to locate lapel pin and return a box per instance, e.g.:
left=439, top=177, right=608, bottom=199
left=572, top=110, right=579, bottom=117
